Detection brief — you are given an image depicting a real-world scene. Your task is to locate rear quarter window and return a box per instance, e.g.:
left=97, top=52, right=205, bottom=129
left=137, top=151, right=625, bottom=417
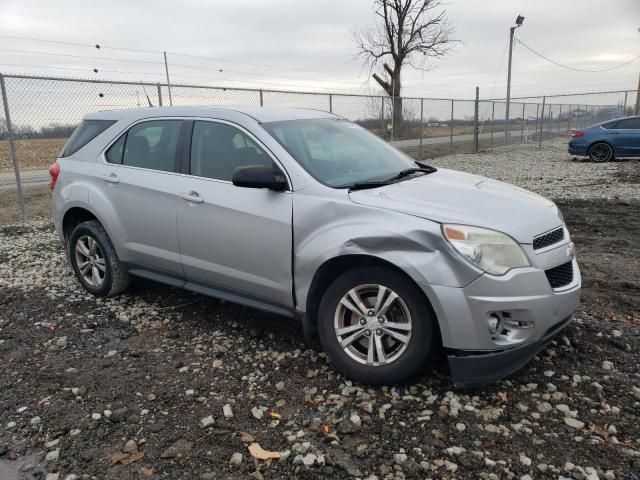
left=61, top=120, right=116, bottom=157
left=601, top=121, right=619, bottom=129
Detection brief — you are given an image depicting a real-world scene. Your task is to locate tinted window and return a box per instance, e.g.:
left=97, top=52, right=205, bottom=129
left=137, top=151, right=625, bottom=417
left=190, top=121, right=271, bottom=181
left=61, top=120, right=115, bottom=157
left=601, top=121, right=619, bottom=129
left=616, top=118, right=640, bottom=129
left=120, top=120, right=182, bottom=172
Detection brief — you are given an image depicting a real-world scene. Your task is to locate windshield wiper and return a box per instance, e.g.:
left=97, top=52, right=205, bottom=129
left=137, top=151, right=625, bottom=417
left=349, top=166, right=437, bottom=191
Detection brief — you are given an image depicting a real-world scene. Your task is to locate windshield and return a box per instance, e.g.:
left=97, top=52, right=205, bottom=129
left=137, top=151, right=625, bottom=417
left=262, top=118, right=417, bottom=188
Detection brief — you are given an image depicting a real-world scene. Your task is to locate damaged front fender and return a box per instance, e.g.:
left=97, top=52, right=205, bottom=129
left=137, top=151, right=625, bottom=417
left=292, top=187, right=482, bottom=315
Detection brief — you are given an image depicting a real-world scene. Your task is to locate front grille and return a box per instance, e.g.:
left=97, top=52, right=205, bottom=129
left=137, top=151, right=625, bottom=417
left=545, top=261, right=574, bottom=289
left=533, top=226, right=565, bottom=250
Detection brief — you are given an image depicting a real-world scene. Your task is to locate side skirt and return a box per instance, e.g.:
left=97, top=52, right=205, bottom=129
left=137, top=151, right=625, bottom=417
left=124, top=263, right=297, bottom=319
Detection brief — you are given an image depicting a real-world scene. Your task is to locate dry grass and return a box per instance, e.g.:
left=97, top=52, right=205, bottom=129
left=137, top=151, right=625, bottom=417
left=0, top=138, right=68, bottom=172
left=0, top=185, right=52, bottom=226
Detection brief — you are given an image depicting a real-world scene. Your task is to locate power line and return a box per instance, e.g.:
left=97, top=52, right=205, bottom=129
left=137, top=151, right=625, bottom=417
left=0, top=63, right=372, bottom=94
left=515, top=37, right=640, bottom=72
left=0, top=33, right=365, bottom=78
left=0, top=34, right=163, bottom=54
left=0, top=48, right=164, bottom=65
left=0, top=47, right=368, bottom=86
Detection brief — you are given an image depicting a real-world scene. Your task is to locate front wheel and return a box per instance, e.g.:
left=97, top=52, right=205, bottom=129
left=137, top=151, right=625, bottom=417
left=588, top=142, right=613, bottom=163
left=317, top=267, right=435, bottom=385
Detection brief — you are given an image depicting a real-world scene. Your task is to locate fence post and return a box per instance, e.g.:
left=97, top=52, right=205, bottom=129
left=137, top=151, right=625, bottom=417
left=623, top=92, right=628, bottom=116
left=259, top=89, right=264, bottom=107
left=538, top=96, right=546, bottom=149
left=418, top=98, right=424, bottom=159
left=505, top=97, right=510, bottom=146
left=329, top=94, right=333, bottom=113
left=473, top=87, right=479, bottom=153
left=520, top=103, right=525, bottom=143
left=380, top=97, right=385, bottom=139
left=567, top=104, right=572, bottom=132
left=449, top=100, right=454, bottom=153
left=0, top=73, right=26, bottom=223
left=489, top=102, right=495, bottom=148
left=157, top=83, right=163, bottom=106
left=557, top=105, right=563, bottom=135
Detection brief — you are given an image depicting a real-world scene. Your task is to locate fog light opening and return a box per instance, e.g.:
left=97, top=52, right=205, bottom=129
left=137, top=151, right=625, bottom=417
left=504, top=319, right=535, bottom=329
left=487, top=313, right=504, bottom=338
left=487, top=311, right=535, bottom=342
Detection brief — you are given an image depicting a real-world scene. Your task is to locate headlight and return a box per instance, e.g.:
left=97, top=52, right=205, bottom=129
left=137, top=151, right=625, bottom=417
left=442, top=224, right=530, bottom=275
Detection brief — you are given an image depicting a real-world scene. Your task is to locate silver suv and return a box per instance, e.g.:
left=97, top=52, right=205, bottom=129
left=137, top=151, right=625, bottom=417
left=51, top=107, right=581, bottom=387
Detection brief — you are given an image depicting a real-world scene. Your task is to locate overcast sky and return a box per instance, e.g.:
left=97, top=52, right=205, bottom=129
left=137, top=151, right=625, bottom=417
left=0, top=0, right=638, bottom=101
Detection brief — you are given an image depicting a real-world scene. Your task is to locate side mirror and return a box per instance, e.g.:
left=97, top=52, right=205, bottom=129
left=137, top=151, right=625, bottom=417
left=232, top=164, right=287, bottom=191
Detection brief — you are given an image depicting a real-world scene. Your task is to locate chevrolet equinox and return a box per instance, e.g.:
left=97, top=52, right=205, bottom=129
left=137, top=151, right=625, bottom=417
left=51, top=107, right=581, bottom=387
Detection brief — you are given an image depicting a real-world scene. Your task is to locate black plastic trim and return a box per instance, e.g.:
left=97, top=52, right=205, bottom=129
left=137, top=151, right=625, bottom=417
left=123, top=262, right=296, bottom=319
left=447, top=315, right=574, bottom=389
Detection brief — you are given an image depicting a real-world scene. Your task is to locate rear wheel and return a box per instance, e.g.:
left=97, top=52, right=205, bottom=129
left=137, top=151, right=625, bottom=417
left=588, top=142, right=613, bottom=163
left=317, top=266, right=435, bottom=385
left=68, top=220, right=129, bottom=297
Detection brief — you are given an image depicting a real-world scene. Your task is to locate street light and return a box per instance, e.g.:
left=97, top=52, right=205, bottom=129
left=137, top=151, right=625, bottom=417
left=505, top=14, right=525, bottom=145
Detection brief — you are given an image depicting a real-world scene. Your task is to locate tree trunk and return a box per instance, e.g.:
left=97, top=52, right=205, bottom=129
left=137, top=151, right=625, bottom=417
left=391, top=68, right=404, bottom=138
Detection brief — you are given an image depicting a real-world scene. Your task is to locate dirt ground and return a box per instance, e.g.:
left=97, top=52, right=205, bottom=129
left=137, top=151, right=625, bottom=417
left=0, top=196, right=639, bottom=479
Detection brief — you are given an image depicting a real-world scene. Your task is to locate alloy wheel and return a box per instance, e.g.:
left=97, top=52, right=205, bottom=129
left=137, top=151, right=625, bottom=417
left=333, top=284, right=412, bottom=366
left=74, top=235, right=106, bottom=287
left=590, top=143, right=612, bottom=162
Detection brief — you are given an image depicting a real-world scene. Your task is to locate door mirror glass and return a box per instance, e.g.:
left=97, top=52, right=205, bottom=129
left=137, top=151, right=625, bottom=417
left=232, top=165, right=287, bottom=191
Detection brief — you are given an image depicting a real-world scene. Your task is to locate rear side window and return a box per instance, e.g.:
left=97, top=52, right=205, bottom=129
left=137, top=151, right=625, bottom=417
left=616, top=118, right=640, bottom=129
left=106, top=120, right=182, bottom=172
left=601, top=121, right=619, bottom=129
left=61, top=120, right=115, bottom=157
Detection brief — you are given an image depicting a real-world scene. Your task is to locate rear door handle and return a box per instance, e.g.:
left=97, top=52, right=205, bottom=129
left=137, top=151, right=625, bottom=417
left=179, top=191, right=204, bottom=204
left=101, top=173, right=119, bottom=184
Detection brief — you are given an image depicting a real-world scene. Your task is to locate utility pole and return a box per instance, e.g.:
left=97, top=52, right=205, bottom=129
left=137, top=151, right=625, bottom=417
left=473, top=86, right=480, bottom=153
left=635, top=69, right=640, bottom=115
left=163, top=51, right=173, bottom=106
left=505, top=15, right=525, bottom=145
left=636, top=27, right=640, bottom=115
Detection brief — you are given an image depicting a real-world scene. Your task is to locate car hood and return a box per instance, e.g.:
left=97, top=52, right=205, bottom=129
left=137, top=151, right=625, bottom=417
left=348, top=168, right=561, bottom=243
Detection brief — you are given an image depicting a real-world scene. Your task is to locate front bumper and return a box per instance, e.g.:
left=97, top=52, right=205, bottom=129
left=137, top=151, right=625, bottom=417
left=448, top=314, right=573, bottom=388
left=420, top=241, right=581, bottom=388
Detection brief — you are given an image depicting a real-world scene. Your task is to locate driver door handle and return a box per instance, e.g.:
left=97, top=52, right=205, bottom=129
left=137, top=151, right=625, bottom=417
left=101, top=173, right=119, bottom=184
left=179, top=191, right=204, bottom=204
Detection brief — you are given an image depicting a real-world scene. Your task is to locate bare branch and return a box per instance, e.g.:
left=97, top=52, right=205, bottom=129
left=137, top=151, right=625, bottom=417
left=354, top=0, right=457, bottom=98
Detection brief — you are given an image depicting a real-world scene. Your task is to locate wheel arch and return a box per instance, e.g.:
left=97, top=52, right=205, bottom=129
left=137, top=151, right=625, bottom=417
left=62, top=206, right=99, bottom=242
left=303, top=254, right=441, bottom=345
left=587, top=139, right=615, bottom=157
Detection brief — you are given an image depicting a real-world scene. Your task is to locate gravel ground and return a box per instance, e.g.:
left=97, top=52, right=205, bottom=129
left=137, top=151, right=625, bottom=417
left=428, top=139, right=640, bottom=201
left=1, top=143, right=639, bottom=480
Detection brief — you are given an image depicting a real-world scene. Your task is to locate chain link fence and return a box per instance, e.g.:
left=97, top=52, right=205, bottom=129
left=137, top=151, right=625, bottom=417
left=0, top=72, right=635, bottom=225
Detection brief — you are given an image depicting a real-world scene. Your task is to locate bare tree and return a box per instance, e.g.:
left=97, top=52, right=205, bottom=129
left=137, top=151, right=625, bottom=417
left=355, top=0, right=456, bottom=135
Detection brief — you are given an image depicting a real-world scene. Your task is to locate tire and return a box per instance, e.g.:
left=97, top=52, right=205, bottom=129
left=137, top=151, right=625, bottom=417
left=67, top=220, right=129, bottom=297
left=317, top=266, right=435, bottom=385
left=588, top=142, right=614, bottom=163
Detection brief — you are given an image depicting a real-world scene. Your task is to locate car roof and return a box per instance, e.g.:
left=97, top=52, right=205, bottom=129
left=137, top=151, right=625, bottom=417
left=84, top=106, right=339, bottom=123
left=602, top=115, right=639, bottom=123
